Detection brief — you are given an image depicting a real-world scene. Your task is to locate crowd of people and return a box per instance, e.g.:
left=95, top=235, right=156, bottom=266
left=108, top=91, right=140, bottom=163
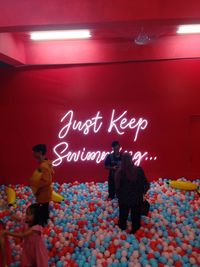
left=0, top=142, right=150, bottom=267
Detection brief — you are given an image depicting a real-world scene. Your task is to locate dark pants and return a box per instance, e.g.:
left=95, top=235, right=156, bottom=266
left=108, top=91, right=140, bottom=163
left=39, top=202, right=49, bottom=225
left=108, top=177, right=115, bottom=199
left=118, top=203, right=141, bottom=233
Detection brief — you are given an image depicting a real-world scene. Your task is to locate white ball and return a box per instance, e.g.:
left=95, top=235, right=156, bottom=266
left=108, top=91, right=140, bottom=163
left=113, top=239, right=119, bottom=246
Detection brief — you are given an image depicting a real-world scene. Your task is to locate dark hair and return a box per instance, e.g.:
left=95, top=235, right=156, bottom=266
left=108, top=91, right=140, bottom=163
left=27, top=203, right=47, bottom=227
left=111, top=141, right=120, bottom=148
left=32, top=144, right=47, bottom=155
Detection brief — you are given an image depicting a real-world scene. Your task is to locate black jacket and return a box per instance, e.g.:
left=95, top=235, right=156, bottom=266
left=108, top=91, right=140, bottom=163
left=117, top=166, right=149, bottom=206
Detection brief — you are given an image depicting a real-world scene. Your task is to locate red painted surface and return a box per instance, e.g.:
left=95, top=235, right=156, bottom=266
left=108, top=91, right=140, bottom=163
left=1, top=32, right=200, bottom=66
left=1, top=59, right=200, bottom=184
left=0, top=33, right=25, bottom=65
left=24, top=35, right=200, bottom=65
left=1, top=1, right=200, bottom=66
left=0, top=1, right=200, bottom=28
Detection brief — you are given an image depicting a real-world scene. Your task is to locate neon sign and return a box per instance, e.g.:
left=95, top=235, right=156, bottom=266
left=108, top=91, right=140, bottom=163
left=108, top=110, right=148, bottom=141
left=58, top=110, right=103, bottom=138
left=53, top=109, right=156, bottom=167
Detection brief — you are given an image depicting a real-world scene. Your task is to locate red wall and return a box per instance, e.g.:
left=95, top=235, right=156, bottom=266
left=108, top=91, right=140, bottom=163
left=1, top=59, right=200, bottom=184
left=1, top=0, right=200, bottom=28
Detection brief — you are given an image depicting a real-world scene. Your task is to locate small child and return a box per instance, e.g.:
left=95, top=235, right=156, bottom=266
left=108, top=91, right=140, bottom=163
left=0, top=221, right=11, bottom=267
left=2, top=203, right=49, bottom=267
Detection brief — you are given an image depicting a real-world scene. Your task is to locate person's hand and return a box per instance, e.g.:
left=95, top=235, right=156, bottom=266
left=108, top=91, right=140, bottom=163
left=116, top=190, right=120, bottom=197
left=112, top=166, right=118, bottom=170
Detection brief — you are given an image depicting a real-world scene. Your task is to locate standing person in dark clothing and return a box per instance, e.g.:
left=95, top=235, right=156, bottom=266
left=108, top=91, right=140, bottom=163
left=104, top=141, right=122, bottom=200
left=115, top=152, right=149, bottom=234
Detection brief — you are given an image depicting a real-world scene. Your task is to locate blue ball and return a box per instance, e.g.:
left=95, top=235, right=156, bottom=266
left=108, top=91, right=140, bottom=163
left=56, top=261, right=63, bottom=267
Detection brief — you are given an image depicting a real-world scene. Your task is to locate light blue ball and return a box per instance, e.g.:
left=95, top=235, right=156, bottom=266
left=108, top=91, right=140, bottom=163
left=56, top=261, right=63, bottom=267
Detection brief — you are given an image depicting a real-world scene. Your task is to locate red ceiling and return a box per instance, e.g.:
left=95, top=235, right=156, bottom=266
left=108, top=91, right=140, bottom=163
left=1, top=1, right=200, bottom=66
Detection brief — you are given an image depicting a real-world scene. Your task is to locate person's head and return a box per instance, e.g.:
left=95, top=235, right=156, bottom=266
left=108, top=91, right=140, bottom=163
left=25, top=203, right=46, bottom=227
left=32, top=144, right=47, bottom=161
left=111, top=141, right=120, bottom=155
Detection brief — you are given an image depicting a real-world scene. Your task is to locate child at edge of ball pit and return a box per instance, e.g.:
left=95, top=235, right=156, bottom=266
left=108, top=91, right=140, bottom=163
left=1, top=203, right=49, bottom=267
left=0, top=220, right=11, bottom=267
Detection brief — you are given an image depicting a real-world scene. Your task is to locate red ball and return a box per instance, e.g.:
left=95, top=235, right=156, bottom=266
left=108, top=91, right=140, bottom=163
left=120, top=234, right=126, bottom=240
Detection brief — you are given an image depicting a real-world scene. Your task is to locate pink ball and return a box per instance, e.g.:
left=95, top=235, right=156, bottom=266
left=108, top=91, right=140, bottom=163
left=55, top=241, right=60, bottom=248
left=132, top=251, right=139, bottom=258
left=121, top=250, right=128, bottom=257
left=60, top=256, right=65, bottom=261
left=97, top=252, right=103, bottom=259
left=66, top=253, right=71, bottom=260
left=107, top=257, right=113, bottom=264
left=121, top=256, right=127, bottom=262
left=96, top=259, right=102, bottom=265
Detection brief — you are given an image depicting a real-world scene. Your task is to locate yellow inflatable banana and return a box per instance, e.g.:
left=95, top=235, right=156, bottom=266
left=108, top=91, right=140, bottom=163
left=52, top=191, right=64, bottom=202
left=169, top=181, right=198, bottom=191
left=6, top=187, right=16, bottom=206
left=31, top=169, right=64, bottom=202
left=30, top=169, right=43, bottom=193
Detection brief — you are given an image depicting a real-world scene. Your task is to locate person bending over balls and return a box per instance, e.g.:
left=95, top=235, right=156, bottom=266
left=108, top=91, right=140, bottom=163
left=0, top=221, right=11, bottom=267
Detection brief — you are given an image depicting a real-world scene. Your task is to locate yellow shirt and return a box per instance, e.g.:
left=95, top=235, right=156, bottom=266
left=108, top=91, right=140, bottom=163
left=30, top=160, right=54, bottom=203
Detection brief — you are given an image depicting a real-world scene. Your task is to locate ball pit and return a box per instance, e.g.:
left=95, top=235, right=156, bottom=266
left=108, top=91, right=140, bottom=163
left=0, top=178, right=199, bottom=267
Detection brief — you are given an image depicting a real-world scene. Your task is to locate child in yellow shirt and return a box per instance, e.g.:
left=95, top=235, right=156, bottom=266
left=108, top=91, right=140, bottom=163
left=30, top=144, right=54, bottom=224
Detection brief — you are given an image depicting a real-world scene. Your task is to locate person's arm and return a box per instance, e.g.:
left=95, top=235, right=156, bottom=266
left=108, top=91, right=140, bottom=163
left=36, top=167, right=52, bottom=188
left=115, top=169, right=122, bottom=196
left=104, top=155, right=111, bottom=170
left=3, top=228, right=33, bottom=239
left=105, top=165, right=118, bottom=171
left=104, top=155, right=118, bottom=171
left=0, top=235, right=7, bottom=267
left=137, top=166, right=150, bottom=194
